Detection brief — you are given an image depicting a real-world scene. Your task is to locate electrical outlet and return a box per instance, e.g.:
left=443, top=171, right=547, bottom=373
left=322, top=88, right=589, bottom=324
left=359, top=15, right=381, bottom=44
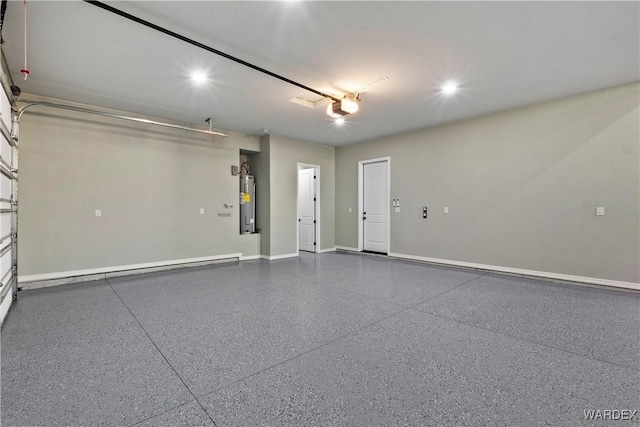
left=596, top=207, right=605, bottom=216
left=200, top=208, right=205, bottom=215
left=348, top=208, right=352, bottom=213
left=444, top=207, right=449, bottom=214
left=95, top=209, right=102, bottom=217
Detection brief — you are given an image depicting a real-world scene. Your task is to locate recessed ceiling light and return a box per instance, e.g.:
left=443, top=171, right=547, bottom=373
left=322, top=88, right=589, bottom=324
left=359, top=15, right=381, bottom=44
left=335, top=118, right=345, bottom=125
left=190, top=71, right=208, bottom=85
left=441, top=81, right=459, bottom=95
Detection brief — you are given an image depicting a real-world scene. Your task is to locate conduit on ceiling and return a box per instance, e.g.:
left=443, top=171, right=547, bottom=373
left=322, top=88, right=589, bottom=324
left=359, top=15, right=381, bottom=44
left=83, top=0, right=342, bottom=103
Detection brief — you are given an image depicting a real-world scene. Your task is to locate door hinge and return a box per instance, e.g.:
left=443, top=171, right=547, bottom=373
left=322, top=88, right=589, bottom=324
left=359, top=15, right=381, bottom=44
left=313, top=220, right=316, bottom=224
left=313, top=242, right=316, bottom=245
left=313, top=197, right=316, bottom=202
left=314, top=176, right=316, bottom=179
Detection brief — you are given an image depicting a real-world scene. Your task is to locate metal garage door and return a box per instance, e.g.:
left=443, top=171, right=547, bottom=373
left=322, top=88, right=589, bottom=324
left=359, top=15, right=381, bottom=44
left=0, top=62, right=17, bottom=325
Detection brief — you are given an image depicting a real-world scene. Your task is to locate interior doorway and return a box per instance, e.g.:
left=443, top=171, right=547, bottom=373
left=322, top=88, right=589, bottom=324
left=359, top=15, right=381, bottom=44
left=358, top=157, right=390, bottom=254
left=297, top=164, right=320, bottom=253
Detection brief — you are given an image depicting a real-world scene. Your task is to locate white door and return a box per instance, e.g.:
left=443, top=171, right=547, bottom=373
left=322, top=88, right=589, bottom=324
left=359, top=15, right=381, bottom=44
left=298, top=168, right=315, bottom=252
left=363, top=161, right=388, bottom=253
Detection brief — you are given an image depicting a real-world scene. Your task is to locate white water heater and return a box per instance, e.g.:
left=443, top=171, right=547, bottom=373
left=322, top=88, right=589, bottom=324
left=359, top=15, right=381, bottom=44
left=240, top=175, right=255, bottom=234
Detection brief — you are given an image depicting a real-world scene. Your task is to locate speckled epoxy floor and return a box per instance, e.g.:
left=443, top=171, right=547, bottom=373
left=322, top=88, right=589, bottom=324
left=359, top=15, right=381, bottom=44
left=2, top=252, right=638, bottom=426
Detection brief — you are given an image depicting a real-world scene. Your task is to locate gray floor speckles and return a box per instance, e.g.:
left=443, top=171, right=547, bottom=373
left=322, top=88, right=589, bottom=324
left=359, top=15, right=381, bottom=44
left=2, top=252, right=638, bottom=426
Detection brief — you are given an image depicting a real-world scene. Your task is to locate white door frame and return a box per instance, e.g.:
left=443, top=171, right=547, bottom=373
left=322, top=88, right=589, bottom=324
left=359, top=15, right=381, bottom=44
left=358, top=157, right=390, bottom=253
left=297, top=163, right=320, bottom=254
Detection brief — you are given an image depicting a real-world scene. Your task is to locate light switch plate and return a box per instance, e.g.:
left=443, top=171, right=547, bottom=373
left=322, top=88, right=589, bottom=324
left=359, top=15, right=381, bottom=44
left=596, top=207, right=605, bottom=216
left=200, top=208, right=205, bottom=215
left=95, top=209, right=102, bottom=217
left=444, top=207, right=449, bottom=214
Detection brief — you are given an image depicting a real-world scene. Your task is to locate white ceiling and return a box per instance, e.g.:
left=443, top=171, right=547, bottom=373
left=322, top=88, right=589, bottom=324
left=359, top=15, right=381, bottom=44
left=2, top=1, right=638, bottom=146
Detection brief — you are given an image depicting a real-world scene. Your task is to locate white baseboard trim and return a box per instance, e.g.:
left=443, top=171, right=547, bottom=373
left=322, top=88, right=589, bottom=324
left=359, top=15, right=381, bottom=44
left=317, top=248, right=337, bottom=253
left=19, top=253, right=242, bottom=289
left=262, top=253, right=298, bottom=261
left=388, top=252, right=639, bottom=291
left=239, top=255, right=262, bottom=261
left=335, top=246, right=360, bottom=252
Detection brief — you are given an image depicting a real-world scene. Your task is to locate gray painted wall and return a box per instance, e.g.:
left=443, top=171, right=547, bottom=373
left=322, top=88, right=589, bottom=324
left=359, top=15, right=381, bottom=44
left=18, top=98, right=336, bottom=276
left=336, top=83, right=640, bottom=283
left=18, top=83, right=638, bottom=284
left=268, top=135, right=335, bottom=256
left=18, top=97, right=261, bottom=277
